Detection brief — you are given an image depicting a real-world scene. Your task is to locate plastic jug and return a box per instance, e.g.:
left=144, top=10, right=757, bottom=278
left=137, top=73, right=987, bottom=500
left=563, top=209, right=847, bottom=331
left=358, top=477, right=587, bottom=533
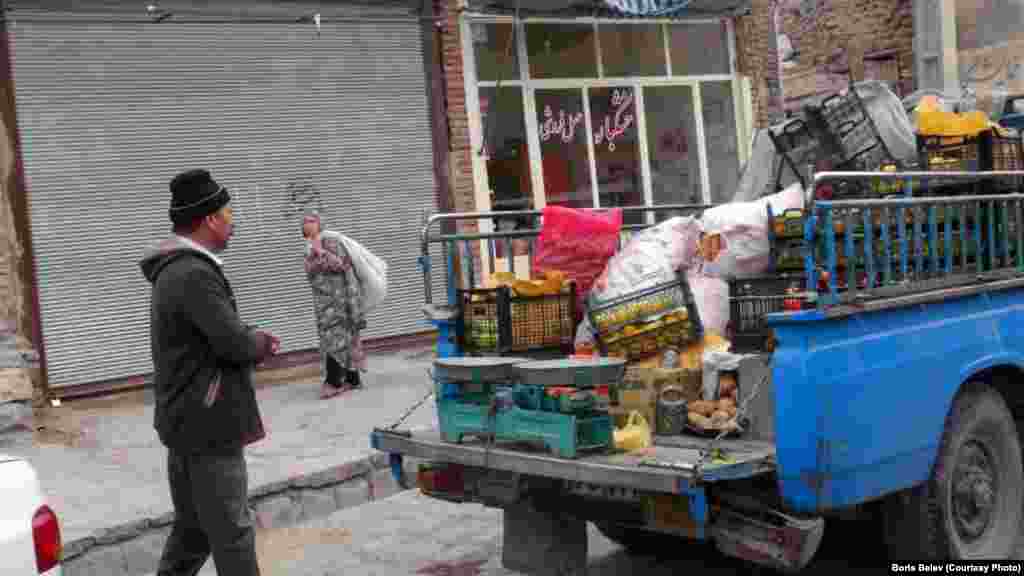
left=614, top=411, right=652, bottom=452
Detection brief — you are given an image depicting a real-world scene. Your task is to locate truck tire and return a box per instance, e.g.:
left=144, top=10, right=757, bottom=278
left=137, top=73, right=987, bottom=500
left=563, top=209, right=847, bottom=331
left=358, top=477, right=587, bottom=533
left=593, top=521, right=688, bottom=554
left=882, top=381, right=1023, bottom=559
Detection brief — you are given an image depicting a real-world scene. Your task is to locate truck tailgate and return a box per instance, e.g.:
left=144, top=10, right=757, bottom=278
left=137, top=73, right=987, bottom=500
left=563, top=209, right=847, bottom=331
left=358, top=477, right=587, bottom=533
left=373, top=429, right=775, bottom=494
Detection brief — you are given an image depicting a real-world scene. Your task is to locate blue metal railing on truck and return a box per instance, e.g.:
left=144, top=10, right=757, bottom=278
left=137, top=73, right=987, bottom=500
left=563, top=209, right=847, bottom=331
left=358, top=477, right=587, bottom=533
left=796, top=170, right=1024, bottom=309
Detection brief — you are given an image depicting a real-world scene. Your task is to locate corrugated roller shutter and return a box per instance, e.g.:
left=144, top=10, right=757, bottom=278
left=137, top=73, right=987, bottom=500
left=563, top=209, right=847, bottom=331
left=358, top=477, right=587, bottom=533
left=10, top=14, right=439, bottom=388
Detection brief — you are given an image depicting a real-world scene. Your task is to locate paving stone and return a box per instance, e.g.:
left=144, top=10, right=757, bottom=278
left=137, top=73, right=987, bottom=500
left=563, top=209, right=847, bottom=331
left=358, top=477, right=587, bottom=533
left=62, top=536, right=96, bottom=561
left=254, top=493, right=298, bottom=531
left=250, top=478, right=291, bottom=499
left=334, top=478, right=370, bottom=509
left=150, top=512, right=176, bottom=528
left=95, top=518, right=152, bottom=546
left=299, top=486, right=340, bottom=523
left=122, top=526, right=171, bottom=575
left=368, top=467, right=402, bottom=501
left=62, top=543, right=128, bottom=576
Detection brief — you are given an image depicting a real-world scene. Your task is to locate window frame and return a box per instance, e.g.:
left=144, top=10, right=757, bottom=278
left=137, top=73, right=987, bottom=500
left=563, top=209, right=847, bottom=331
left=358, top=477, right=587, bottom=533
left=460, top=13, right=744, bottom=248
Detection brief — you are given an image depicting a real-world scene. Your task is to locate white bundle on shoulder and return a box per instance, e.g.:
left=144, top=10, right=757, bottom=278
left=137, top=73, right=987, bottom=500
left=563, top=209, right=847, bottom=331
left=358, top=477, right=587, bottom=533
left=321, top=231, right=389, bottom=314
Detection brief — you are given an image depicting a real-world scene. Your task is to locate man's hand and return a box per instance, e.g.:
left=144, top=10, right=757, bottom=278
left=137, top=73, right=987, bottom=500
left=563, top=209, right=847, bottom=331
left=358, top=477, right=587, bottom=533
left=254, top=330, right=281, bottom=361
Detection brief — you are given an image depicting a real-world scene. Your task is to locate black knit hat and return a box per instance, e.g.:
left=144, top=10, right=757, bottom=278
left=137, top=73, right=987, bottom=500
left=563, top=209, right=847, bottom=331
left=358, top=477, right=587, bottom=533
left=168, top=169, right=231, bottom=225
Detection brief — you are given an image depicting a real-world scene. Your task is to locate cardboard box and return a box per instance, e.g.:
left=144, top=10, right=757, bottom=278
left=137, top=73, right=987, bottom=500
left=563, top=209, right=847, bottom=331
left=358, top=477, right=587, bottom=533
left=649, top=367, right=701, bottom=402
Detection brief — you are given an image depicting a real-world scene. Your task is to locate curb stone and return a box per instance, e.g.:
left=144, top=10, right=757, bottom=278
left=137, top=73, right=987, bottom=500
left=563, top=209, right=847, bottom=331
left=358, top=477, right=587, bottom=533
left=61, top=453, right=421, bottom=576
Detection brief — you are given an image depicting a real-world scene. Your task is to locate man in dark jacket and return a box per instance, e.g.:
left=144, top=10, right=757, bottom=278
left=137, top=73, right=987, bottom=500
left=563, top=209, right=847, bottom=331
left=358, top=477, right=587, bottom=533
left=140, top=169, right=279, bottom=576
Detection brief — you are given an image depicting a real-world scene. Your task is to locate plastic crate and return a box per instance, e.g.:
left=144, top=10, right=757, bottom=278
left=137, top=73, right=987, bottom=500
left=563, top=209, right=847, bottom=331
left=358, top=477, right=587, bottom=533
left=772, top=238, right=806, bottom=272
left=980, top=130, right=1024, bottom=192
left=456, top=284, right=577, bottom=356
left=600, top=313, right=698, bottom=361
left=805, top=90, right=898, bottom=172
left=728, top=274, right=807, bottom=353
left=767, top=116, right=822, bottom=191
left=916, top=133, right=984, bottom=194
left=587, top=275, right=703, bottom=361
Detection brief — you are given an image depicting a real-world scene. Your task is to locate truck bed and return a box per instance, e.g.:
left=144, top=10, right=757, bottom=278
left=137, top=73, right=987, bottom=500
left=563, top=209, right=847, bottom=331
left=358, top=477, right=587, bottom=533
left=372, top=428, right=775, bottom=494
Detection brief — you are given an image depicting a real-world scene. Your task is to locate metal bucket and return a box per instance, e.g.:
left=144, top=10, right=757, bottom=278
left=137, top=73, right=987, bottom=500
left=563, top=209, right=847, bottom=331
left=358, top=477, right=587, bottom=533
left=656, top=386, right=688, bottom=436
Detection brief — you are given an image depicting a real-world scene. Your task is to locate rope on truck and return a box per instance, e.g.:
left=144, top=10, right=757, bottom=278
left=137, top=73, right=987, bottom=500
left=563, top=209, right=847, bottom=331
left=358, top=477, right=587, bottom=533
left=695, top=356, right=769, bottom=473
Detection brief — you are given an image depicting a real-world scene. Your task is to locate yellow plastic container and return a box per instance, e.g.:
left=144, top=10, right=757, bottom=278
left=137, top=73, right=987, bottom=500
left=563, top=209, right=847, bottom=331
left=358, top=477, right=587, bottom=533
left=613, top=410, right=652, bottom=452
left=914, top=96, right=990, bottom=137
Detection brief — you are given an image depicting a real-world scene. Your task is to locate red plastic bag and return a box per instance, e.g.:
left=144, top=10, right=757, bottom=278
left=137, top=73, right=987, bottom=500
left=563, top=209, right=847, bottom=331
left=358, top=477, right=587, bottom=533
left=533, top=205, right=623, bottom=315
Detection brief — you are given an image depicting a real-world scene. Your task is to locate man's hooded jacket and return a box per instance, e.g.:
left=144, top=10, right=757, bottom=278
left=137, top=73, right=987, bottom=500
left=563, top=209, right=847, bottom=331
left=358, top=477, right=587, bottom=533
left=140, top=238, right=273, bottom=452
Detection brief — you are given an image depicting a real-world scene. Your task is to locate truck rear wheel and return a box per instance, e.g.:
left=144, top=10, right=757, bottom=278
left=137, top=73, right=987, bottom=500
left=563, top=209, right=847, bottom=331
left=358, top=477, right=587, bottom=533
left=882, top=382, right=1023, bottom=558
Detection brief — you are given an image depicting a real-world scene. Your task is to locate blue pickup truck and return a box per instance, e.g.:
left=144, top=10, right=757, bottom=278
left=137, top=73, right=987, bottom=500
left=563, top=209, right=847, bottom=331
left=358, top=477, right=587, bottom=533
left=372, top=170, right=1024, bottom=572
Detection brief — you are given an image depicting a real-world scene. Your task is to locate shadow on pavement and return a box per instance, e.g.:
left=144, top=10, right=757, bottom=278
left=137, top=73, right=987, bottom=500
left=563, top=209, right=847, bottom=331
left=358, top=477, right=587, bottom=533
left=587, top=516, right=890, bottom=576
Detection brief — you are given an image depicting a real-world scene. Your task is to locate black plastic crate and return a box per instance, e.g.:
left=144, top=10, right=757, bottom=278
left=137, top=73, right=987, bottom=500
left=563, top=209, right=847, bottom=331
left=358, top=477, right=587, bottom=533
left=980, top=129, right=1024, bottom=192
left=587, top=274, right=703, bottom=361
left=457, top=283, right=577, bottom=356
left=805, top=89, right=898, bottom=173
left=767, top=116, right=822, bottom=191
left=916, top=133, right=985, bottom=195
left=728, top=274, right=808, bottom=353
left=772, top=238, right=807, bottom=272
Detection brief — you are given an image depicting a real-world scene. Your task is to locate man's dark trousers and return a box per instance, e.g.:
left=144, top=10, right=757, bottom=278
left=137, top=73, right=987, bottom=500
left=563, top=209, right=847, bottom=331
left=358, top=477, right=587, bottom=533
left=156, top=445, right=259, bottom=576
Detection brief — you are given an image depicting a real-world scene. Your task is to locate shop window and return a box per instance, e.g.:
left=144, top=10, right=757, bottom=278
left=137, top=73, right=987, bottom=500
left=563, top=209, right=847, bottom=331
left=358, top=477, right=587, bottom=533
left=599, top=24, right=666, bottom=78
left=526, top=24, right=598, bottom=79
left=472, top=23, right=519, bottom=82
left=644, top=85, right=702, bottom=213
left=534, top=89, right=593, bottom=209
left=479, top=86, right=534, bottom=233
left=701, top=81, right=739, bottom=204
left=668, top=22, right=729, bottom=76
left=589, top=86, right=643, bottom=225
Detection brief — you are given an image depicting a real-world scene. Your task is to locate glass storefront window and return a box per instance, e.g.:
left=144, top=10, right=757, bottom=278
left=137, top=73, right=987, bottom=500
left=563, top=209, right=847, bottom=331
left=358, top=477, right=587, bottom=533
left=644, top=85, right=702, bottom=211
left=599, top=24, right=666, bottom=77
left=479, top=86, right=533, bottom=234
left=472, top=23, right=519, bottom=81
left=526, top=24, right=598, bottom=79
left=669, top=22, right=729, bottom=76
left=535, top=89, right=593, bottom=209
left=701, top=81, right=740, bottom=204
left=589, top=86, right=644, bottom=225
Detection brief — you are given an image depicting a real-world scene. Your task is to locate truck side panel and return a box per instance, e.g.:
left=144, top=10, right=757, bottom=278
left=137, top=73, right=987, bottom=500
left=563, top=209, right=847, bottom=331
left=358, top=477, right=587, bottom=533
left=769, top=288, right=1024, bottom=514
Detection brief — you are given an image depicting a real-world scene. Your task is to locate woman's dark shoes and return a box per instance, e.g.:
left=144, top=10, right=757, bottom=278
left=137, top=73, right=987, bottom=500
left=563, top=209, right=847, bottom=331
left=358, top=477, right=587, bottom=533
left=320, top=379, right=351, bottom=399
left=346, top=370, right=362, bottom=389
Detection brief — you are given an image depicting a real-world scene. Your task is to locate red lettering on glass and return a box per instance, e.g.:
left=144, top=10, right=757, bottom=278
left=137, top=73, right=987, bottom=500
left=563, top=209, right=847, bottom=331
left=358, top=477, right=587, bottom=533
left=539, top=105, right=584, bottom=144
left=593, top=89, right=635, bottom=152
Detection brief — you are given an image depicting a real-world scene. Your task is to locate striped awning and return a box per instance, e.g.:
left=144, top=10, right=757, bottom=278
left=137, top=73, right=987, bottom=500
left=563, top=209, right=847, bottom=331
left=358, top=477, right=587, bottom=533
left=466, top=0, right=750, bottom=18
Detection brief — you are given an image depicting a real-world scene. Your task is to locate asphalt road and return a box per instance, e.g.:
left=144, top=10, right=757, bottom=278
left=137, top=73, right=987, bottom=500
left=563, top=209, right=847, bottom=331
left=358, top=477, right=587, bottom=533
left=163, top=489, right=904, bottom=576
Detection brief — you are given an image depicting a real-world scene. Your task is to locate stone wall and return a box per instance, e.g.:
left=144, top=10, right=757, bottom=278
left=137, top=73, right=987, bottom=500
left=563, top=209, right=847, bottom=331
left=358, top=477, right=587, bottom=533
left=735, top=0, right=782, bottom=128
left=772, top=0, right=914, bottom=110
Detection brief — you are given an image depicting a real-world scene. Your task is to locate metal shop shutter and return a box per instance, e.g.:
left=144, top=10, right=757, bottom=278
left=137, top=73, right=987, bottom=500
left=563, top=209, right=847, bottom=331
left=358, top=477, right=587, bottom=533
left=10, top=15, right=438, bottom=388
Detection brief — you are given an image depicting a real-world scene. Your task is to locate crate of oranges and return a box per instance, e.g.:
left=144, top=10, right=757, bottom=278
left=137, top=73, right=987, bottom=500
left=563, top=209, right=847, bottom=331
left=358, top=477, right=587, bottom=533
left=586, top=275, right=703, bottom=362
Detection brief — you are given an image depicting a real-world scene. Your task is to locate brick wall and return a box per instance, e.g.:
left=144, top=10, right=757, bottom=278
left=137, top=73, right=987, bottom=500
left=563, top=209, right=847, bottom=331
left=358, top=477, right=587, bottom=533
left=773, top=0, right=913, bottom=110
left=735, top=0, right=782, bottom=128
left=436, top=0, right=483, bottom=283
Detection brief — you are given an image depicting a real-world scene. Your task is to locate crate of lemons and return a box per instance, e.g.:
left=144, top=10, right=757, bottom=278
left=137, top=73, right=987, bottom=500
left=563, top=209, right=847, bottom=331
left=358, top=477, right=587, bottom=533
left=466, top=270, right=572, bottom=350
left=592, top=294, right=694, bottom=361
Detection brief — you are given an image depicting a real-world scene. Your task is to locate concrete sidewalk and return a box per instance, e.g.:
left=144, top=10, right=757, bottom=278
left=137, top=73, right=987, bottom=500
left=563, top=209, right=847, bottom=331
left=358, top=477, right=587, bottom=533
left=0, top=348, right=438, bottom=576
